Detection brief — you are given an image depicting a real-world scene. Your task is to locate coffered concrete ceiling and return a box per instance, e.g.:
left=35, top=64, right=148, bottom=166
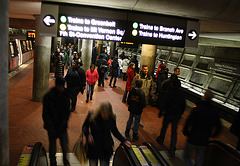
left=9, top=0, right=240, bottom=45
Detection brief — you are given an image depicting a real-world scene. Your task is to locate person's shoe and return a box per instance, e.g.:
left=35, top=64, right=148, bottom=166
left=156, top=136, right=163, bottom=145
left=109, top=84, right=111, bottom=87
left=122, top=100, right=126, bottom=103
left=102, top=84, right=104, bottom=87
left=125, top=129, right=130, bottom=137
left=139, top=123, right=144, bottom=127
left=70, top=108, right=75, bottom=112
left=86, top=99, right=88, bottom=103
left=90, top=95, right=92, bottom=100
left=132, top=133, right=139, bottom=142
left=113, top=85, right=117, bottom=88
left=50, top=161, right=57, bottom=166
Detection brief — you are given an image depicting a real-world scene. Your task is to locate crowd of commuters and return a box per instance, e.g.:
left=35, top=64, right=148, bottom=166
left=42, top=44, right=240, bottom=166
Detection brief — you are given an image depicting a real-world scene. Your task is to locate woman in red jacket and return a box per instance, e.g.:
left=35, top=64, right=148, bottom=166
left=122, top=63, right=135, bottom=103
left=86, top=64, right=99, bottom=103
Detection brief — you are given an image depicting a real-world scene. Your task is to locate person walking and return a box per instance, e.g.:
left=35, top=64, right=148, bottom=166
left=96, top=54, right=108, bottom=87
left=65, top=60, right=86, bottom=112
left=42, top=76, right=71, bottom=166
left=109, top=57, right=119, bottom=88
left=125, top=79, right=146, bottom=142
left=85, top=64, right=99, bottom=103
left=183, top=89, right=222, bottom=166
left=82, top=101, right=131, bottom=166
left=122, top=62, right=135, bottom=103
left=122, top=56, right=130, bottom=81
left=156, top=77, right=186, bottom=156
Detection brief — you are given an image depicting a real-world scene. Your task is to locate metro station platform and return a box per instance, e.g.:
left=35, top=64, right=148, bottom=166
left=9, top=61, right=239, bottom=166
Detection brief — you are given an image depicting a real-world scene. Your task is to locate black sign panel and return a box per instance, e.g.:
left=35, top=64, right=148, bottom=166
left=43, top=15, right=56, bottom=27
left=125, top=20, right=186, bottom=47
left=58, top=15, right=127, bottom=42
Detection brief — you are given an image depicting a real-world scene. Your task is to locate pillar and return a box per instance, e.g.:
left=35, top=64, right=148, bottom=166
left=109, top=41, right=115, bottom=58
left=78, top=39, right=82, bottom=53
left=140, top=44, right=157, bottom=75
left=32, top=15, right=52, bottom=102
left=81, top=39, right=93, bottom=71
left=0, top=0, right=9, bottom=165
left=97, top=40, right=103, bottom=58
left=52, top=37, right=58, bottom=52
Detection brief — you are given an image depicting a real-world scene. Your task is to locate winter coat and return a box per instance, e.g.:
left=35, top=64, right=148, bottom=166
left=131, top=71, right=153, bottom=104
left=183, top=100, right=222, bottom=146
left=125, top=67, right=135, bottom=91
left=160, top=86, right=186, bottom=120
left=96, top=58, right=108, bottom=75
left=86, top=69, right=99, bottom=85
left=110, top=59, right=119, bottom=77
left=122, top=58, right=130, bottom=73
left=155, top=64, right=166, bottom=78
left=127, top=87, right=146, bottom=115
left=82, top=113, right=126, bottom=160
left=65, top=67, right=86, bottom=93
left=42, top=87, right=71, bottom=137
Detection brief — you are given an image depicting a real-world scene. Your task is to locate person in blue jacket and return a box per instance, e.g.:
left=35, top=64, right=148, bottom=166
left=82, top=101, right=131, bottom=166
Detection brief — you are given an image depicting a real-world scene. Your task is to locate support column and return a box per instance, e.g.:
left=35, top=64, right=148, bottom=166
left=81, top=39, right=93, bottom=71
left=32, top=15, right=52, bottom=102
left=140, top=44, right=157, bottom=75
left=52, top=37, right=58, bottom=52
left=109, top=41, right=115, bottom=58
left=0, top=0, right=9, bottom=165
left=97, top=40, right=103, bottom=58
left=78, top=39, right=82, bottom=53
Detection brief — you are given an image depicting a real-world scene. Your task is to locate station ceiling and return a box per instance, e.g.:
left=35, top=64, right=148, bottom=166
left=9, top=0, right=240, bottom=46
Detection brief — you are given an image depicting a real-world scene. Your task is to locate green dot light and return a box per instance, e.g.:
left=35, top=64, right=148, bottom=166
left=60, top=16, right=67, bottom=23
left=60, top=24, right=67, bottom=31
left=133, top=22, right=138, bottom=29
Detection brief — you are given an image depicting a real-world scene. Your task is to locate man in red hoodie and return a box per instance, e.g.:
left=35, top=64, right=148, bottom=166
left=86, top=64, right=99, bottom=103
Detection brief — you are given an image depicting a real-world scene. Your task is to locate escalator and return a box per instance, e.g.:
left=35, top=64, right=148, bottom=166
left=113, top=142, right=169, bottom=166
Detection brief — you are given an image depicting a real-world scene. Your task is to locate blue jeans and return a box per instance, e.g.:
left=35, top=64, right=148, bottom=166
left=89, top=158, right=109, bottom=166
left=183, top=142, right=206, bottom=166
left=126, top=113, right=141, bottom=134
left=87, top=84, right=94, bottom=95
left=122, top=90, right=129, bottom=102
left=109, top=76, right=117, bottom=86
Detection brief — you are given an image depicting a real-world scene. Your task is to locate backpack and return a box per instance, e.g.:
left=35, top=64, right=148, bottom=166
left=100, top=64, right=108, bottom=74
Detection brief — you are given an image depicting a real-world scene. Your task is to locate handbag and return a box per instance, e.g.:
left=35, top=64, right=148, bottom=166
left=73, top=132, right=88, bottom=164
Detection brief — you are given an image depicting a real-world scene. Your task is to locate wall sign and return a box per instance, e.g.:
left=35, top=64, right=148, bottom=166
left=58, top=15, right=127, bottom=42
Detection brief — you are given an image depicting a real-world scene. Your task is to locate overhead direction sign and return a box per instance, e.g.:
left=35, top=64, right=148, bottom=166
left=43, top=15, right=56, bottom=27
left=58, top=15, right=127, bottom=42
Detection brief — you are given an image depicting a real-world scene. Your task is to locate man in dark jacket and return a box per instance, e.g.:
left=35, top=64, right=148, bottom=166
left=156, top=77, right=186, bottom=156
left=183, top=89, right=222, bottom=166
left=96, top=54, right=108, bottom=87
left=125, top=79, right=146, bottom=142
left=42, top=76, right=71, bottom=166
left=65, top=60, right=86, bottom=112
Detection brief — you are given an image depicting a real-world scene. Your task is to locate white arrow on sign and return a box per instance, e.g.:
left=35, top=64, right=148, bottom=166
left=43, top=16, right=55, bottom=26
left=188, top=30, right=197, bottom=40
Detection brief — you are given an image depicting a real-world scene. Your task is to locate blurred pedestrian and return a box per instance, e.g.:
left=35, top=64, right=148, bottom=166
left=85, top=64, right=99, bottom=103
left=109, top=57, right=119, bottom=88
left=122, top=62, right=135, bottom=103
left=82, top=101, right=131, bottom=166
left=156, top=77, right=186, bottom=156
left=42, top=76, right=71, bottom=166
left=125, top=79, right=146, bottom=142
left=65, top=60, right=86, bottom=112
left=183, top=89, right=222, bottom=165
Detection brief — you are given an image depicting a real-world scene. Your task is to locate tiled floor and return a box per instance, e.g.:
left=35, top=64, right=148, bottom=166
left=9, top=61, right=238, bottom=166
